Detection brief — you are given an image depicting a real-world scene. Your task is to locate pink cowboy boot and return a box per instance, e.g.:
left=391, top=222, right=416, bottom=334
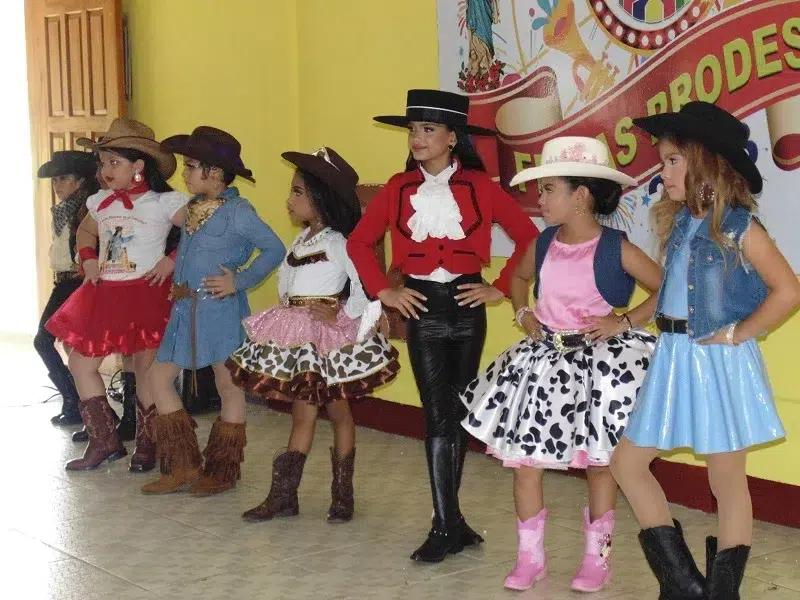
left=504, top=508, right=548, bottom=591
left=571, top=507, right=615, bottom=592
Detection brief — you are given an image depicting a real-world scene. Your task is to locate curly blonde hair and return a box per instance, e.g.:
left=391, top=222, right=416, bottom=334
left=652, top=136, right=757, bottom=260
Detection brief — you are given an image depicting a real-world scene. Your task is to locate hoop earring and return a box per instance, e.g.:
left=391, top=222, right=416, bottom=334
left=448, top=143, right=455, bottom=151
left=133, top=171, right=143, bottom=184
left=699, top=182, right=716, bottom=206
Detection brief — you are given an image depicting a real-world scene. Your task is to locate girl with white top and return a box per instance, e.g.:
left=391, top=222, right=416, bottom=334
left=228, top=147, right=399, bottom=523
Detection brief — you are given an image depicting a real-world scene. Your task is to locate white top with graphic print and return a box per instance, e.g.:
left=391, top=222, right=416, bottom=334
left=87, top=189, right=188, bottom=281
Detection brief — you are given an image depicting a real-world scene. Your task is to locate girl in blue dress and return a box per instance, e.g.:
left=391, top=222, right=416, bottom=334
left=611, top=102, right=800, bottom=600
left=142, top=127, right=285, bottom=496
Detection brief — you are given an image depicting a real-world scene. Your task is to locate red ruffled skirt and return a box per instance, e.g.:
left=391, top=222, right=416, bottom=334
left=46, top=278, right=172, bottom=357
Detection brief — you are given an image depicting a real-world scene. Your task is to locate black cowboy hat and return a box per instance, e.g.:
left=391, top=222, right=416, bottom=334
left=374, top=89, right=496, bottom=136
left=37, top=150, right=97, bottom=180
left=281, top=146, right=359, bottom=200
left=161, top=126, right=255, bottom=183
left=633, top=101, right=762, bottom=194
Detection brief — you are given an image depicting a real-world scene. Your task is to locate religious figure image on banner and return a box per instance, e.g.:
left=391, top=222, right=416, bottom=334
left=437, top=0, right=800, bottom=271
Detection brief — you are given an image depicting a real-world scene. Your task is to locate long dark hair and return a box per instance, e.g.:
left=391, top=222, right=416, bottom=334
left=102, top=147, right=173, bottom=192
left=405, top=125, right=486, bottom=172
left=297, top=169, right=361, bottom=237
left=561, top=176, right=622, bottom=216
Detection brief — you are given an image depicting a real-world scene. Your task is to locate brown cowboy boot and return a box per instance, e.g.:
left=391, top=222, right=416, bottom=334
left=189, top=418, right=246, bottom=496
left=65, top=396, right=128, bottom=471
left=242, top=450, right=307, bottom=521
left=141, top=409, right=202, bottom=494
left=327, top=447, right=356, bottom=523
left=129, top=401, right=156, bottom=472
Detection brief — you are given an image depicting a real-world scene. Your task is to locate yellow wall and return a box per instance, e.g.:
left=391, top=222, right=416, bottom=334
left=124, top=0, right=299, bottom=309
left=124, top=0, right=800, bottom=486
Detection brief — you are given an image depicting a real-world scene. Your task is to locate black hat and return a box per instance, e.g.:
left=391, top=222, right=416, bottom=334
left=281, top=146, right=359, bottom=200
left=374, top=89, right=496, bottom=136
left=161, top=126, right=255, bottom=183
left=633, top=101, right=762, bottom=194
left=37, top=150, right=97, bottom=180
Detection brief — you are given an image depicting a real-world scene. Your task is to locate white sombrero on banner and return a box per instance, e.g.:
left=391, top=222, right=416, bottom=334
left=509, top=137, right=638, bottom=188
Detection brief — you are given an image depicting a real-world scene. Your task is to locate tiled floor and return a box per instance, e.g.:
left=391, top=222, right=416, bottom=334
left=2, top=339, right=799, bottom=599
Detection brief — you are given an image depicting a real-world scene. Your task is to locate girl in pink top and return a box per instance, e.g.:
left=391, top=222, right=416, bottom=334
left=460, top=137, right=661, bottom=593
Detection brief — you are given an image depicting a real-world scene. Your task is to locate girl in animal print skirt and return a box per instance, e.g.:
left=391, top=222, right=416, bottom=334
left=227, top=147, right=400, bottom=523
left=460, top=137, right=662, bottom=593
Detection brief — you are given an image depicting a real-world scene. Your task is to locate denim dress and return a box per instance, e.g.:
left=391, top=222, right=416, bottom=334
left=157, top=187, right=285, bottom=369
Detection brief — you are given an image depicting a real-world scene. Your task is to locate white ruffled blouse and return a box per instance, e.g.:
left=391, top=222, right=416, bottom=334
left=407, top=162, right=465, bottom=243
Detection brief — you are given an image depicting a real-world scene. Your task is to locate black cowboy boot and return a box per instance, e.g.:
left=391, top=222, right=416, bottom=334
left=452, top=428, right=483, bottom=547
left=638, top=520, right=705, bottom=600
left=116, top=372, right=137, bottom=441
left=706, top=536, right=750, bottom=600
left=411, top=436, right=464, bottom=562
left=49, top=370, right=83, bottom=426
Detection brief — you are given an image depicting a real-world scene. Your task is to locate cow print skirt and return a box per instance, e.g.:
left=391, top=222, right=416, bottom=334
left=226, top=306, right=400, bottom=406
left=460, top=330, right=656, bottom=470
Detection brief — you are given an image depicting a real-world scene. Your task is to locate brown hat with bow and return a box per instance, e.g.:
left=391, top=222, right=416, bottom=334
left=161, top=126, right=255, bottom=183
left=77, top=118, right=177, bottom=179
left=281, top=146, right=359, bottom=199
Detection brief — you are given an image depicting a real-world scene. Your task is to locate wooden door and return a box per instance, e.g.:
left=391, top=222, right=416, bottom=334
left=25, top=0, right=125, bottom=309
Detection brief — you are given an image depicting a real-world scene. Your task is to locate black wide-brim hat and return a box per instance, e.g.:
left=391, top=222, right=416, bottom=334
left=633, top=101, right=762, bottom=194
left=161, top=126, right=255, bottom=183
left=37, top=150, right=97, bottom=180
left=281, top=146, right=359, bottom=200
left=374, top=89, right=496, bottom=136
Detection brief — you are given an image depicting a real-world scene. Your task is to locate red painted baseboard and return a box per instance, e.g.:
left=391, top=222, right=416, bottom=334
left=250, top=395, right=800, bottom=529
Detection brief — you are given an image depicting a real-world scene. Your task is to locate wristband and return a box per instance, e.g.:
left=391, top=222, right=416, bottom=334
left=79, top=247, right=98, bottom=262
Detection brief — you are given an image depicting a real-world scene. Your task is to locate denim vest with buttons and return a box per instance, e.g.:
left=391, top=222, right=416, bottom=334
left=656, top=206, right=767, bottom=339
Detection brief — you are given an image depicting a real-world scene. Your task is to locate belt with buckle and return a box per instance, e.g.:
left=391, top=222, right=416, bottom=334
left=286, top=294, right=342, bottom=307
left=54, top=271, right=82, bottom=284
left=169, top=283, right=204, bottom=394
left=655, top=314, right=688, bottom=334
left=542, top=327, right=592, bottom=354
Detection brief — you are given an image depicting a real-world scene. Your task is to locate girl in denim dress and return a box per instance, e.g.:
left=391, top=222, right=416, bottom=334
left=611, top=102, right=800, bottom=600
left=141, top=127, right=284, bottom=496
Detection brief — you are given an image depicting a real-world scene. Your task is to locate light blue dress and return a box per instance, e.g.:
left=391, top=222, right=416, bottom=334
left=624, top=218, right=785, bottom=453
left=157, top=187, right=285, bottom=369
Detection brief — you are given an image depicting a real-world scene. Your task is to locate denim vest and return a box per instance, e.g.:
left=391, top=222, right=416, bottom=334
left=656, top=206, right=767, bottom=339
left=534, top=226, right=635, bottom=308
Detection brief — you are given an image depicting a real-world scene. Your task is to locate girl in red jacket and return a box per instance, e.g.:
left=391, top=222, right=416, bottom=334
left=347, top=89, right=536, bottom=563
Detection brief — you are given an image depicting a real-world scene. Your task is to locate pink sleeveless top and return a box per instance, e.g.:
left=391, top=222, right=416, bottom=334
left=533, top=235, right=612, bottom=331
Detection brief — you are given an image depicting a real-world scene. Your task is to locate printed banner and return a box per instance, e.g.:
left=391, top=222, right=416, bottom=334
left=438, top=0, right=800, bottom=267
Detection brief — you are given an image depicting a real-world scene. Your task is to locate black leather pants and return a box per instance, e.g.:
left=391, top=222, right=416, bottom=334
left=405, top=273, right=487, bottom=439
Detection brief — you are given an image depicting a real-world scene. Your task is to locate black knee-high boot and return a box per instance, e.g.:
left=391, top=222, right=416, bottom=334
left=411, top=436, right=464, bottom=562
left=116, top=372, right=137, bottom=441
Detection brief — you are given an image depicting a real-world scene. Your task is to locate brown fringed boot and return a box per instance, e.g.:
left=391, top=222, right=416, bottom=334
left=65, top=396, right=128, bottom=471
left=242, top=450, right=307, bottom=521
left=189, top=418, right=246, bottom=496
left=327, top=447, right=355, bottom=523
left=129, top=401, right=156, bottom=472
left=141, top=409, right=202, bottom=494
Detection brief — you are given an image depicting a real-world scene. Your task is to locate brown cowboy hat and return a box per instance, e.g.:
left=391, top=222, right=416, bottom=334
left=281, top=146, right=359, bottom=199
left=76, top=118, right=177, bottom=179
left=161, top=126, right=255, bottom=183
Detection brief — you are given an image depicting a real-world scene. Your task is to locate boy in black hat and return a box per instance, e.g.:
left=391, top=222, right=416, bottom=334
left=35, top=150, right=99, bottom=426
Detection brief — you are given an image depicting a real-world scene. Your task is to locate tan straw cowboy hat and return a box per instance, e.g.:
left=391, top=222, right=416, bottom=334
left=77, top=118, right=177, bottom=179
